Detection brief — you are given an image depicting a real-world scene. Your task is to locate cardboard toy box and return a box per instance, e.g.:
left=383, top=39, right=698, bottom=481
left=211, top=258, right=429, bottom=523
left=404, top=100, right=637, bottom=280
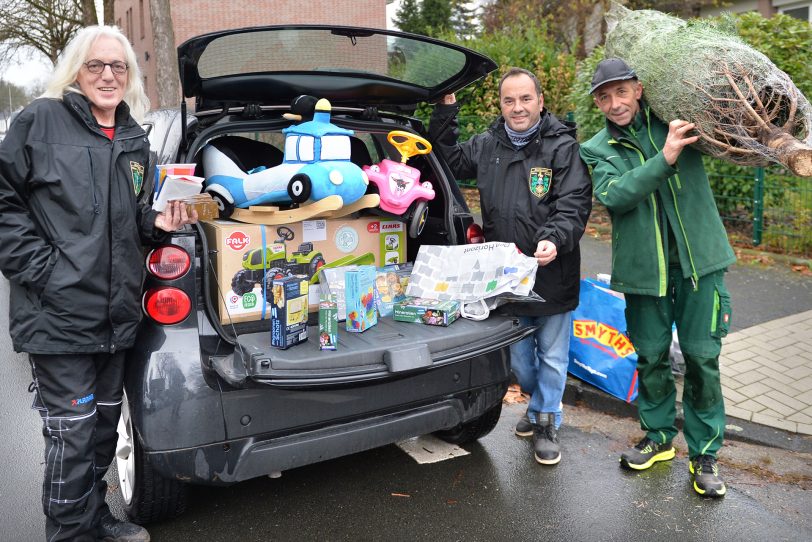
left=318, top=294, right=338, bottom=350
left=345, top=265, right=377, bottom=332
left=270, top=275, right=309, bottom=349
left=201, top=217, right=406, bottom=324
left=393, top=296, right=461, bottom=326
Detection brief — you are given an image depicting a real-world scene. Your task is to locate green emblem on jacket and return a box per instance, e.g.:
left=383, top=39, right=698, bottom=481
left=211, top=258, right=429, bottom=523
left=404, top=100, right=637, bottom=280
left=529, top=167, right=552, bottom=198
left=130, top=161, right=144, bottom=194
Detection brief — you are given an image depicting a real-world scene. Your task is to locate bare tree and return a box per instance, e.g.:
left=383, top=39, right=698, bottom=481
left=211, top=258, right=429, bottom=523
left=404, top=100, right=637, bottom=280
left=149, top=0, right=180, bottom=108
left=0, top=0, right=114, bottom=66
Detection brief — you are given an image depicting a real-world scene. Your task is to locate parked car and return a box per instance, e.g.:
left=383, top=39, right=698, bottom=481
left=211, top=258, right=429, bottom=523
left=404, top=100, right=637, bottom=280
left=120, top=25, right=533, bottom=523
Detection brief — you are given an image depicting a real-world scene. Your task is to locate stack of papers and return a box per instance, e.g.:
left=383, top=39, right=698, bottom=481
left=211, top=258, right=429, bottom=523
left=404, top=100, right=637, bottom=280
left=152, top=175, right=204, bottom=212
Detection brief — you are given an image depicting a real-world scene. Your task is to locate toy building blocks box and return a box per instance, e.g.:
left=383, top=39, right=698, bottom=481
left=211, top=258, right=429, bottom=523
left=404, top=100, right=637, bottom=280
left=345, top=265, right=377, bottom=332
left=270, top=275, right=309, bottom=349
left=200, top=217, right=406, bottom=324
left=393, top=297, right=460, bottom=326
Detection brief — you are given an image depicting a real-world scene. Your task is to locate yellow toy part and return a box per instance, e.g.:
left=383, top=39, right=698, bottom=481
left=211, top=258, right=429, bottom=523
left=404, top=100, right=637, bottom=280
left=387, top=130, right=432, bottom=163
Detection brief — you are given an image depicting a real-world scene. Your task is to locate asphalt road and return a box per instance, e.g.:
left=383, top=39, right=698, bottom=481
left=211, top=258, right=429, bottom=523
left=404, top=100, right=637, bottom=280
left=1, top=235, right=811, bottom=541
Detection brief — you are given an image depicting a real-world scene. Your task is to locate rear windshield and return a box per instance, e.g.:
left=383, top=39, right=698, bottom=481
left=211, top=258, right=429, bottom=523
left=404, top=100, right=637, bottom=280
left=196, top=28, right=467, bottom=89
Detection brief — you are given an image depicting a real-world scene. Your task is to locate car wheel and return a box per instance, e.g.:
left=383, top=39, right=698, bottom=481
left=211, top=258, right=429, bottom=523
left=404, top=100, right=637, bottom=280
left=434, top=402, right=502, bottom=445
left=116, top=393, right=187, bottom=524
left=287, top=174, right=312, bottom=203
left=407, top=200, right=429, bottom=238
left=231, top=270, right=255, bottom=295
left=210, top=191, right=235, bottom=218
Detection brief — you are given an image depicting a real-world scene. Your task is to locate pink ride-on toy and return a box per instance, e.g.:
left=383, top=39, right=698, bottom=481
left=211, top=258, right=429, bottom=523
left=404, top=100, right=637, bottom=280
left=363, top=130, right=435, bottom=238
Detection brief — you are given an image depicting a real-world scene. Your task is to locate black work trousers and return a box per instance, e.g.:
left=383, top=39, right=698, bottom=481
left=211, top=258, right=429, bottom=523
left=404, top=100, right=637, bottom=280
left=29, top=352, right=126, bottom=542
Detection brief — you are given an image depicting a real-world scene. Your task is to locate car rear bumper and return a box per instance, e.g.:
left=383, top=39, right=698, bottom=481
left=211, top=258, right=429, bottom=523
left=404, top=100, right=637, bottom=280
left=144, top=381, right=507, bottom=485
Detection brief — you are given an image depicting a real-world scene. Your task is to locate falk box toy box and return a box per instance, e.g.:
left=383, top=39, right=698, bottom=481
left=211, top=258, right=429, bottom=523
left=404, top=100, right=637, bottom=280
left=201, top=217, right=406, bottom=324
left=345, top=265, right=377, bottom=332
left=270, top=275, right=309, bottom=349
left=393, top=297, right=460, bottom=326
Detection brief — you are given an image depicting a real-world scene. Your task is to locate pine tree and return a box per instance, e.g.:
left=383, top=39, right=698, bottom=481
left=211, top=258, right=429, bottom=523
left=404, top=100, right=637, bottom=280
left=421, top=0, right=453, bottom=35
left=450, top=1, right=479, bottom=39
left=393, top=0, right=425, bottom=35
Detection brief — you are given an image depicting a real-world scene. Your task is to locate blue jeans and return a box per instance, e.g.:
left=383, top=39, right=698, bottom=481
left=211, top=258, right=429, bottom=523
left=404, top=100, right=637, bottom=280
left=510, top=312, right=572, bottom=429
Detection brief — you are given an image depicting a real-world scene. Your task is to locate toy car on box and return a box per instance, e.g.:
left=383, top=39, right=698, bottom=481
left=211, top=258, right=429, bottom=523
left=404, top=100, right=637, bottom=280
left=120, top=24, right=533, bottom=525
left=203, top=98, right=369, bottom=217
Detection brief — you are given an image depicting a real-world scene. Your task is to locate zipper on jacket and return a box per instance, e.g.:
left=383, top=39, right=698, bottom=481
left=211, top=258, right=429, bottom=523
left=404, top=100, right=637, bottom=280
left=616, top=140, right=668, bottom=297
left=645, top=118, right=700, bottom=290
left=87, top=148, right=101, bottom=214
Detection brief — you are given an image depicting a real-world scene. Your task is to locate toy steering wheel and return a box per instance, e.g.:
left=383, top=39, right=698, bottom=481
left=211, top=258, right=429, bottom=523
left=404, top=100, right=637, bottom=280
left=388, top=130, right=432, bottom=163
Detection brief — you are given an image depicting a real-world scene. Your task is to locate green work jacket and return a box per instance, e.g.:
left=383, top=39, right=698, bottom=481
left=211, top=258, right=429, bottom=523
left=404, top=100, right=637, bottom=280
left=579, top=103, right=735, bottom=296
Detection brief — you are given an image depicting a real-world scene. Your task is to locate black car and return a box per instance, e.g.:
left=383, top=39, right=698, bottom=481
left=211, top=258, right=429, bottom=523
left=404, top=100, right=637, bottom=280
left=117, top=25, right=532, bottom=523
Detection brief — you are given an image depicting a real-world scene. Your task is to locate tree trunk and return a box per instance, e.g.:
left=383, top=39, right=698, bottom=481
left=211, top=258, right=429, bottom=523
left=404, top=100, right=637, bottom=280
left=149, top=0, right=181, bottom=108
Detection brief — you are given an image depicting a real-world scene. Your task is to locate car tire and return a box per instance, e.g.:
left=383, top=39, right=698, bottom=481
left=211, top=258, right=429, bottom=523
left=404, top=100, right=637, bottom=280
left=231, top=270, right=255, bottom=295
left=116, top=393, right=187, bottom=524
left=434, top=401, right=502, bottom=445
left=288, top=174, right=312, bottom=203
left=407, top=200, right=429, bottom=239
left=210, top=191, right=235, bottom=218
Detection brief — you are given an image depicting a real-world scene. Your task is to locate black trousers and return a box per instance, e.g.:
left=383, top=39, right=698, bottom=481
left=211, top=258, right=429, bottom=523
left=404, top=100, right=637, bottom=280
left=29, top=352, right=126, bottom=542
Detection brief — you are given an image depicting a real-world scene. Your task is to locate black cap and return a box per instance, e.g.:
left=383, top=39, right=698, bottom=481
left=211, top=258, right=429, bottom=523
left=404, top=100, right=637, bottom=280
left=589, top=58, right=637, bottom=94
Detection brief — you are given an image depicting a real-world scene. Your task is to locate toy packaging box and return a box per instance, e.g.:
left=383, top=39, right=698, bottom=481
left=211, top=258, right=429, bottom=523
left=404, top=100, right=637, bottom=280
left=393, top=296, right=460, bottom=326
left=201, top=217, right=406, bottom=324
left=373, top=263, right=412, bottom=317
left=345, top=265, right=377, bottom=332
left=270, top=275, right=309, bottom=349
left=319, top=294, right=338, bottom=350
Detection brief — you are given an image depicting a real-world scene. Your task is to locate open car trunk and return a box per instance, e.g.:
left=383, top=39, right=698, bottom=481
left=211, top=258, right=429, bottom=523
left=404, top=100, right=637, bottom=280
left=211, top=315, right=530, bottom=387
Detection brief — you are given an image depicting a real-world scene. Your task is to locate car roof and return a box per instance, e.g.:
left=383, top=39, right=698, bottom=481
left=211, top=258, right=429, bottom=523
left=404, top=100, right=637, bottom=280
left=177, top=25, right=497, bottom=112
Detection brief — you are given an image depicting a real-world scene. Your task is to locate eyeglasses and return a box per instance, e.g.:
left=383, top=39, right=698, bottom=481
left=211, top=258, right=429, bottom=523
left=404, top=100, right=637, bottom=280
left=84, top=59, right=128, bottom=75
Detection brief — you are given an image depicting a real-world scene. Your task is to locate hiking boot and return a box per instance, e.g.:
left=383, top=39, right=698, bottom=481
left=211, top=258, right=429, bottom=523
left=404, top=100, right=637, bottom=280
left=690, top=455, right=727, bottom=498
left=515, top=412, right=533, bottom=437
left=532, top=413, right=561, bottom=465
left=98, top=511, right=150, bottom=542
left=619, top=436, right=676, bottom=470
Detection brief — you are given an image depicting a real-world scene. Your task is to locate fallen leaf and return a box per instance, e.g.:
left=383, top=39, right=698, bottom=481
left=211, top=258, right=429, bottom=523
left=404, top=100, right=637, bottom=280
left=503, top=383, right=529, bottom=404
left=391, top=492, right=410, bottom=498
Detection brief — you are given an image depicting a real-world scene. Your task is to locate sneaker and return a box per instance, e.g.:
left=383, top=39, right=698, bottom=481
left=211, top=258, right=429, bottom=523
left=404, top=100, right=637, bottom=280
left=98, top=511, right=150, bottom=542
left=619, top=436, right=676, bottom=470
left=532, top=413, right=561, bottom=465
left=515, top=413, right=533, bottom=437
left=690, top=455, right=727, bottom=498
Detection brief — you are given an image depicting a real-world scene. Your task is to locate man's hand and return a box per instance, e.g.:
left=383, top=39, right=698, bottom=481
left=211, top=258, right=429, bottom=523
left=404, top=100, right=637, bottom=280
left=439, top=93, right=456, bottom=105
left=662, top=119, right=700, bottom=165
left=534, top=239, right=557, bottom=266
left=155, top=200, right=198, bottom=232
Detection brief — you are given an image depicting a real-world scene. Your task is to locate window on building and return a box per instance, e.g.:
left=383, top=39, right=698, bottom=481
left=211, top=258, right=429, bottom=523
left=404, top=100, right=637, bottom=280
left=126, top=8, right=133, bottom=41
left=139, top=0, right=145, bottom=39
left=779, top=2, right=811, bottom=22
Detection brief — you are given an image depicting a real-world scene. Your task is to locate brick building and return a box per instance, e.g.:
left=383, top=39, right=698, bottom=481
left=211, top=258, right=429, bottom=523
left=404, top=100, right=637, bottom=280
left=113, top=0, right=387, bottom=107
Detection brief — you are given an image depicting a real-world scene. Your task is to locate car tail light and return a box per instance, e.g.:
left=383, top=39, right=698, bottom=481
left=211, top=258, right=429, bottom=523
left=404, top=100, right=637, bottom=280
left=466, top=223, right=485, bottom=244
left=146, top=246, right=191, bottom=279
left=143, top=287, right=191, bottom=325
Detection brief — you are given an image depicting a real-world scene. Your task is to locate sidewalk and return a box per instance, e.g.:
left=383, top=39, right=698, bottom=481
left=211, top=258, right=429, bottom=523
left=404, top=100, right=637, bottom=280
left=570, top=234, right=812, bottom=450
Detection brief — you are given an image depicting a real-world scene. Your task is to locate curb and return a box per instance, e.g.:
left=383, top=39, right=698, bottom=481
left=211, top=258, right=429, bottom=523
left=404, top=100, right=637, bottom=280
left=562, top=376, right=812, bottom=454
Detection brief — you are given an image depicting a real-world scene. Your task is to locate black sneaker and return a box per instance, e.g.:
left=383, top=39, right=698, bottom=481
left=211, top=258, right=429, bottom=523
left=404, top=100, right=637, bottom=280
left=515, top=412, right=533, bottom=437
left=690, top=455, right=727, bottom=498
left=619, top=436, right=676, bottom=470
left=532, top=413, right=561, bottom=465
left=98, top=511, right=150, bottom=542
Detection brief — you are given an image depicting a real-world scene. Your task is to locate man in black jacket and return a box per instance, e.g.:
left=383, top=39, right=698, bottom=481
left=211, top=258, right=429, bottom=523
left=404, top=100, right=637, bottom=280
left=429, top=68, right=592, bottom=465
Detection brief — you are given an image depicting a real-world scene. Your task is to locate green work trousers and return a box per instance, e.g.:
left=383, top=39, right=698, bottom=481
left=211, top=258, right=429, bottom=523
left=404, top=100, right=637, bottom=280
left=624, top=268, right=731, bottom=458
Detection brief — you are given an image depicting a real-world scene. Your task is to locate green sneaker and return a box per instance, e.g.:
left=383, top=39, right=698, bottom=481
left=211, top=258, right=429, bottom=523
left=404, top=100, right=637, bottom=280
left=690, top=455, right=727, bottom=498
left=619, top=436, right=676, bottom=470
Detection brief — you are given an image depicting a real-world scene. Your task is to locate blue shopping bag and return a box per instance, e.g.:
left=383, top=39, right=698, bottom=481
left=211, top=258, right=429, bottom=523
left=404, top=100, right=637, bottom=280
left=568, top=279, right=638, bottom=403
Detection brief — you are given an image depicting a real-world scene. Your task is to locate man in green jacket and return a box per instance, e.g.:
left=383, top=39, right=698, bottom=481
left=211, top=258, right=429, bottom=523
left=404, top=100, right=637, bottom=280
left=580, top=58, right=736, bottom=498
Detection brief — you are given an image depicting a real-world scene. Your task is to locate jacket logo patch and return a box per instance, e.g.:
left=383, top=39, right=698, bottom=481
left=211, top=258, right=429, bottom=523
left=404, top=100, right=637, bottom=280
left=130, top=161, right=144, bottom=194
left=529, top=167, right=552, bottom=198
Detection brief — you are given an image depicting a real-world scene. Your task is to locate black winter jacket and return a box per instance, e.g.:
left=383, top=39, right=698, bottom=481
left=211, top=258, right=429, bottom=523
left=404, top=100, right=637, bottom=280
left=429, top=104, right=592, bottom=316
left=0, top=92, right=164, bottom=354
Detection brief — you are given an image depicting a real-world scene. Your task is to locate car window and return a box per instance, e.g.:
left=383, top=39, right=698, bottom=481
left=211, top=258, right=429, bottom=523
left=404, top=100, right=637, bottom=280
left=285, top=135, right=299, bottom=161
left=298, top=136, right=315, bottom=161
left=320, top=135, right=351, bottom=160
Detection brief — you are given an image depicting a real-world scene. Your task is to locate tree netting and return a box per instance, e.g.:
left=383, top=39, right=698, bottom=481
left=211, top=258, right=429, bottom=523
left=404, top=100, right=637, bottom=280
left=604, top=3, right=812, bottom=177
